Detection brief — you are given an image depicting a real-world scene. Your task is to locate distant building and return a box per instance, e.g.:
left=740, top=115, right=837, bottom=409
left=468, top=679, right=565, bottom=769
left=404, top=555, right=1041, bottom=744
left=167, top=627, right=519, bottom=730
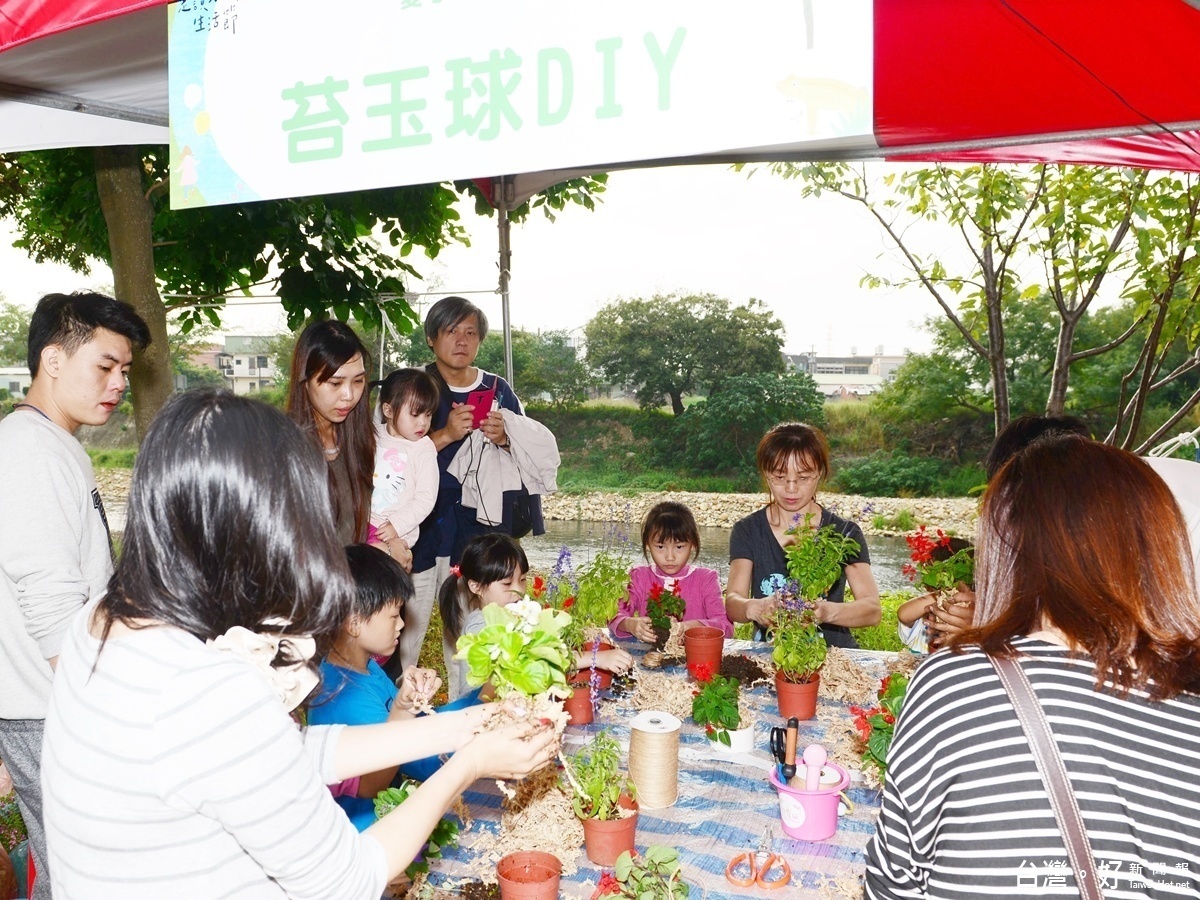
left=0, top=366, right=30, bottom=398
left=211, top=336, right=277, bottom=395
left=785, top=346, right=908, bottom=401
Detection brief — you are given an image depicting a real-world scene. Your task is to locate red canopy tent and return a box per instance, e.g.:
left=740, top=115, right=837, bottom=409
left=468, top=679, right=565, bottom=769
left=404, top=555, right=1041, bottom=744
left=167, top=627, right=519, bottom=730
left=5, top=0, right=1200, bottom=382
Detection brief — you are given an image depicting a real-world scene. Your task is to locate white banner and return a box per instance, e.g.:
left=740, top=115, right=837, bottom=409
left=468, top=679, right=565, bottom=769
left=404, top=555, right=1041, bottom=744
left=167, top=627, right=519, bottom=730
left=168, top=0, right=872, bottom=209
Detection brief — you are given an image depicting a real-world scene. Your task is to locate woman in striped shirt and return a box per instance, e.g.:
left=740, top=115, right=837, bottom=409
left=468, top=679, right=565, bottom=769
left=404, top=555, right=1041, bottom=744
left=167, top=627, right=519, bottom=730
left=41, top=390, right=557, bottom=900
left=866, top=436, right=1200, bottom=898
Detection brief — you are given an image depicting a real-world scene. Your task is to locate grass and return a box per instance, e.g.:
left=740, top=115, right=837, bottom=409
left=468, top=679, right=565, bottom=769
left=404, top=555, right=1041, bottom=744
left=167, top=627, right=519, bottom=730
left=88, top=448, right=137, bottom=468
left=850, top=590, right=911, bottom=653
left=870, top=509, right=919, bottom=532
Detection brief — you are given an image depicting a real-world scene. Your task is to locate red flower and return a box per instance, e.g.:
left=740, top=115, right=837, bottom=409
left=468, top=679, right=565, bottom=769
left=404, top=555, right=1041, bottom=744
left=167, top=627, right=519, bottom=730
left=880, top=675, right=893, bottom=694
left=689, top=661, right=715, bottom=683
left=853, top=717, right=871, bottom=741
left=883, top=711, right=896, bottom=725
left=531, top=575, right=545, bottom=597
left=648, top=583, right=664, bottom=601
left=591, top=872, right=621, bottom=899
left=563, top=596, right=575, bottom=609
left=705, top=724, right=715, bottom=736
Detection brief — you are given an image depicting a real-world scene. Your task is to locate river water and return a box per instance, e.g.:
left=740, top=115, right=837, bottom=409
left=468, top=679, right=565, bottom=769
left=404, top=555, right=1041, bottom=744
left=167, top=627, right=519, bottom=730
left=523, top=519, right=914, bottom=594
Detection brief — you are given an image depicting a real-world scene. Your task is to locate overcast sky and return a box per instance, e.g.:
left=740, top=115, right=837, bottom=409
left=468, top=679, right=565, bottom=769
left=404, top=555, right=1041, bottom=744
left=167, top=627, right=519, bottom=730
left=0, top=162, right=951, bottom=357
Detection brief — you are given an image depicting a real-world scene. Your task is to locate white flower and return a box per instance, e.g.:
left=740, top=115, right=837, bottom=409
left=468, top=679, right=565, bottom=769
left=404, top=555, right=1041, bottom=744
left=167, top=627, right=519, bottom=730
left=488, top=644, right=503, bottom=660
left=509, top=598, right=543, bottom=634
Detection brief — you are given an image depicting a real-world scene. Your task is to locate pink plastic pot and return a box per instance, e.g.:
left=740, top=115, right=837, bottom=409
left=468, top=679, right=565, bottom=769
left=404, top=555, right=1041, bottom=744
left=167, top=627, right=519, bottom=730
left=769, top=762, right=849, bottom=841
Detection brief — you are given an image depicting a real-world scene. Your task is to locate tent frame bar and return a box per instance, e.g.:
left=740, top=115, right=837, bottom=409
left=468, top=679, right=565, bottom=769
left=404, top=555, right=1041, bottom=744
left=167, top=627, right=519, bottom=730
left=0, top=81, right=168, bottom=127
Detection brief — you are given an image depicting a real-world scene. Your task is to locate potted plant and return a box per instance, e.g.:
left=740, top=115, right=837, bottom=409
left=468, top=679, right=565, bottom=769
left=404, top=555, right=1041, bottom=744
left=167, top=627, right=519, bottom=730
left=690, top=663, right=752, bottom=751
left=645, top=582, right=685, bottom=650
left=592, top=847, right=690, bottom=899
left=851, top=672, right=911, bottom=783
left=770, top=608, right=827, bottom=720
left=560, top=730, right=638, bottom=866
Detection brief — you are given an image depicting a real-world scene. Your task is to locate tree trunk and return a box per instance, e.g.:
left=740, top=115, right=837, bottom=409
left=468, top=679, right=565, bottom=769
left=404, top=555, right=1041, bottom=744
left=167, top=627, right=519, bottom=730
left=1045, top=314, right=1081, bottom=416
left=981, top=242, right=1010, bottom=435
left=94, top=146, right=172, bottom=444
left=669, top=391, right=685, bottom=416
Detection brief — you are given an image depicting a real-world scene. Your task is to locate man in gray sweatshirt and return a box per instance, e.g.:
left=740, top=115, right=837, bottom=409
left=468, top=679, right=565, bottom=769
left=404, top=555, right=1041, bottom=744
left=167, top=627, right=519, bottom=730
left=0, top=293, right=149, bottom=899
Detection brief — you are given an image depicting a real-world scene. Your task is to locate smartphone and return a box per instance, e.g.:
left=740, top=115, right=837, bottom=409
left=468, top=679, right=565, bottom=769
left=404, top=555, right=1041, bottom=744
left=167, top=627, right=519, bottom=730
left=466, top=385, right=496, bottom=429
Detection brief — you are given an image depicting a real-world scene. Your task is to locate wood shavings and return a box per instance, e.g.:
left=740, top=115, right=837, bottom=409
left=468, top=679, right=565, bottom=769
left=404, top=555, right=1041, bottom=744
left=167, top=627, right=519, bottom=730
left=816, top=704, right=878, bottom=789
left=465, top=766, right=584, bottom=879
left=661, top=621, right=687, bottom=658
left=485, top=693, right=569, bottom=799
left=631, top=670, right=695, bottom=719
left=818, top=647, right=879, bottom=705
left=819, top=871, right=865, bottom=899
left=885, top=652, right=918, bottom=677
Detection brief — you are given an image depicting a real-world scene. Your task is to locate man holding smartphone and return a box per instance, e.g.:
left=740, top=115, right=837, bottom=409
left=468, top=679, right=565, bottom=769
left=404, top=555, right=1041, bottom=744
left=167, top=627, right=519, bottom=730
left=394, top=296, right=544, bottom=677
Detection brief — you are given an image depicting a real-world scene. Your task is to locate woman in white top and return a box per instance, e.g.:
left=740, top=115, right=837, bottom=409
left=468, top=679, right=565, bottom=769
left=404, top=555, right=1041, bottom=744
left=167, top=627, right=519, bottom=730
left=41, top=390, right=557, bottom=900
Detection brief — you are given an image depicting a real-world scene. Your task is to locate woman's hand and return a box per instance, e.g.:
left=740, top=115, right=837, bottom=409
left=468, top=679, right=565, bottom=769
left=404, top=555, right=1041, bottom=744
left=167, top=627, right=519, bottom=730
left=620, top=616, right=657, bottom=643
left=592, top=647, right=634, bottom=675
left=459, top=719, right=558, bottom=782
left=745, top=596, right=781, bottom=628
left=394, top=666, right=442, bottom=715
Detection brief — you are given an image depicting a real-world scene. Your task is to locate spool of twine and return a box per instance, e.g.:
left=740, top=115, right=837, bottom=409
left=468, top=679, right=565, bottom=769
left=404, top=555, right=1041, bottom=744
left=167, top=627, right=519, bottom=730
left=628, top=710, right=681, bottom=809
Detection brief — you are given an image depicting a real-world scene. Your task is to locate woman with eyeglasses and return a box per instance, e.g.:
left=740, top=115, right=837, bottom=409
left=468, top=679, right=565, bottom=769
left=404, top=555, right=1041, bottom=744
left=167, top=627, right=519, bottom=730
left=725, top=422, right=881, bottom=646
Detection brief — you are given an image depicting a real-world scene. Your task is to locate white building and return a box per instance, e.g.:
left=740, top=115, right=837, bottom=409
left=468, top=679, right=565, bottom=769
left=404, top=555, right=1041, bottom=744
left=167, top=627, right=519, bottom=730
left=213, top=336, right=276, bottom=395
left=0, top=366, right=30, bottom=398
left=786, top=346, right=908, bottom=401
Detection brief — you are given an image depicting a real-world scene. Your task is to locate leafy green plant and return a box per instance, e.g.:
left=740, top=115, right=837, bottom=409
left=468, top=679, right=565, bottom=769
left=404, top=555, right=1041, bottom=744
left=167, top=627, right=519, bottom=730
left=870, top=508, right=917, bottom=532
left=783, top=513, right=861, bottom=601
left=902, top=526, right=975, bottom=593
left=833, top=450, right=943, bottom=497
left=689, top=664, right=741, bottom=747
left=373, top=781, right=461, bottom=878
left=454, top=599, right=573, bottom=697
left=770, top=609, right=827, bottom=683
left=611, top=846, right=690, bottom=899
left=561, top=730, right=635, bottom=821
left=574, top=547, right=633, bottom=628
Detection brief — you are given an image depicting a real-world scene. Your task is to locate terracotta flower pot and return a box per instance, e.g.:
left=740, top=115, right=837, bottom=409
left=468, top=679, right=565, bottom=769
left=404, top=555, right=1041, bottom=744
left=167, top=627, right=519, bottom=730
left=581, top=639, right=615, bottom=689
left=581, top=795, right=638, bottom=866
left=497, top=851, right=562, bottom=900
left=683, top=626, right=724, bottom=671
left=776, top=670, right=819, bottom=720
left=563, top=683, right=594, bottom=726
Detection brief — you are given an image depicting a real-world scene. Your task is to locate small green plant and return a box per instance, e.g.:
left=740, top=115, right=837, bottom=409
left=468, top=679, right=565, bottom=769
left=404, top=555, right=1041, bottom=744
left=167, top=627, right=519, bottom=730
left=454, top=599, right=573, bottom=697
left=374, top=781, right=461, bottom=878
left=611, top=846, right=690, bottom=899
left=850, top=673, right=911, bottom=782
left=575, top=548, right=632, bottom=631
left=690, top=663, right=741, bottom=746
left=561, top=730, right=635, bottom=821
left=784, top=513, right=861, bottom=601
left=902, top=526, right=975, bottom=593
left=870, top=508, right=917, bottom=532
left=770, top=609, right=827, bottom=683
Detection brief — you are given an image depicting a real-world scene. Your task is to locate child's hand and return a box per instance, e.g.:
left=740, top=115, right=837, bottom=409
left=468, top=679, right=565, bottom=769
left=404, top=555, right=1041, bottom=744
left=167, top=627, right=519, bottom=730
left=622, top=616, right=657, bottom=643
left=593, top=647, right=634, bottom=675
left=926, top=587, right=976, bottom=648
left=395, top=666, right=441, bottom=715
left=385, top=538, right=412, bottom=573
left=375, top=522, right=398, bottom=544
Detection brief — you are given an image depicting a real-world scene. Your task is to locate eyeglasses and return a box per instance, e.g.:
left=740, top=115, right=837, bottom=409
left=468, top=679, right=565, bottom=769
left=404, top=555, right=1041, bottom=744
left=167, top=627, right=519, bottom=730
left=766, top=471, right=819, bottom=488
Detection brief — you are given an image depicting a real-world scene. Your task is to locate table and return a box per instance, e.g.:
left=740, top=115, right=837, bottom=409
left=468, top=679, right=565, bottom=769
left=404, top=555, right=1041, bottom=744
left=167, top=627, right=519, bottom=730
left=425, top=642, right=894, bottom=899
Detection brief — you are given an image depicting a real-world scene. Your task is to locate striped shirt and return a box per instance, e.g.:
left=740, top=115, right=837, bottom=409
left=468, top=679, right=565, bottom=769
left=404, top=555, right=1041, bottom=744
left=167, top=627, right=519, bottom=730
left=865, top=638, right=1200, bottom=898
left=42, top=599, right=388, bottom=899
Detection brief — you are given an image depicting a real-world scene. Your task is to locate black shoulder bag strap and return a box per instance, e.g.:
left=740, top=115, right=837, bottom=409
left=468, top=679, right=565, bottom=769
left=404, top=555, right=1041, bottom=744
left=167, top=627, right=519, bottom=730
left=989, top=654, right=1104, bottom=900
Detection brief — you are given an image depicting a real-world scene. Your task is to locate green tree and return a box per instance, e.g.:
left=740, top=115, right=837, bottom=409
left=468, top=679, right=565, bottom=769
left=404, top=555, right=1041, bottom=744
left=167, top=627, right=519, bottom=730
left=0, top=298, right=29, bottom=366
left=523, top=331, right=590, bottom=409
left=584, top=294, right=786, bottom=415
left=676, top=372, right=825, bottom=478
left=0, top=147, right=605, bottom=439
left=775, top=162, right=1200, bottom=448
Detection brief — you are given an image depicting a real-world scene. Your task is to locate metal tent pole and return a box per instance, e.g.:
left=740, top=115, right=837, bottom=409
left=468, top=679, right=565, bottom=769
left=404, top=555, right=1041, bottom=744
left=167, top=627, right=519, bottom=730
left=496, top=175, right=514, bottom=387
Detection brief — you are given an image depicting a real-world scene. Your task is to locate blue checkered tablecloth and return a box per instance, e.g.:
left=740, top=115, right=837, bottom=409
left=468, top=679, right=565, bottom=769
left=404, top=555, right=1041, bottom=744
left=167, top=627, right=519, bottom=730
left=426, top=642, right=895, bottom=899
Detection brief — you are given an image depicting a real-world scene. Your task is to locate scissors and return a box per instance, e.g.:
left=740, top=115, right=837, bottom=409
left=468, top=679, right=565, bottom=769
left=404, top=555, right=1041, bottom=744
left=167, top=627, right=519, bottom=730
left=725, top=826, right=791, bottom=889
left=768, top=717, right=799, bottom=780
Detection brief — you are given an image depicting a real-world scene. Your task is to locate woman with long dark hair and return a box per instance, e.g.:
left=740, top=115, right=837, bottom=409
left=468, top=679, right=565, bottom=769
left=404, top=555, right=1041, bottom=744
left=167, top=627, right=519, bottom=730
left=40, top=391, right=556, bottom=899
left=866, top=437, right=1200, bottom=897
left=286, top=320, right=375, bottom=547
